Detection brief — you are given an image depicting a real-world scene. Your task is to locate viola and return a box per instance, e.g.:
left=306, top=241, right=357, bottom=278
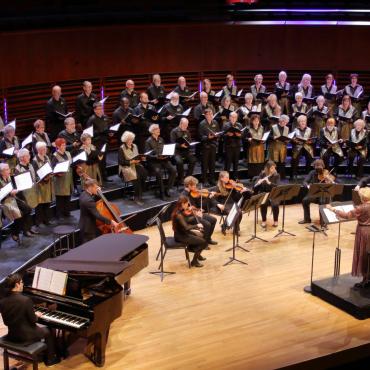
left=190, top=189, right=221, bottom=198
left=318, top=169, right=335, bottom=184
left=224, top=180, right=248, bottom=193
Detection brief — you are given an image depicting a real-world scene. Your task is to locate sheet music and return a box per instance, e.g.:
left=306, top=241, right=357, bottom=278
left=162, top=143, right=176, bottom=156
left=182, top=107, right=191, bottom=116
left=32, top=266, right=41, bottom=289
left=100, top=144, right=107, bottom=153
left=37, top=267, right=54, bottom=292
left=288, top=131, right=296, bottom=139
left=0, top=182, right=13, bottom=202
left=110, top=123, right=120, bottom=132
left=261, top=192, right=269, bottom=205
left=323, top=208, right=339, bottom=223
left=53, top=160, right=70, bottom=174
left=99, top=96, right=109, bottom=104
left=48, top=270, right=68, bottom=295
left=237, top=89, right=243, bottom=97
left=166, top=91, right=174, bottom=100
left=8, top=120, right=16, bottom=129
left=262, top=132, right=270, bottom=141
left=2, top=147, right=15, bottom=156
left=226, top=203, right=238, bottom=228
left=190, top=141, right=200, bottom=146
left=215, top=90, right=223, bottom=97
left=33, top=267, right=68, bottom=295
left=72, top=151, right=87, bottom=163
left=14, top=171, right=33, bottom=191
left=83, top=126, right=94, bottom=137
left=37, top=162, right=52, bottom=180
left=336, top=204, right=355, bottom=213
left=21, top=133, right=33, bottom=148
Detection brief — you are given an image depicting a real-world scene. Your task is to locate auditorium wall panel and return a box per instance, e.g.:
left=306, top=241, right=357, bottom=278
left=1, top=23, right=370, bottom=88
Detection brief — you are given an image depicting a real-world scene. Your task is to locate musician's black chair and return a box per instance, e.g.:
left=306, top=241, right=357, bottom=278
left=0, top=336, right=47, bottom=370
left=155, top=218, right=191, bottom=269
left=52, top=225, right=76, bottom=257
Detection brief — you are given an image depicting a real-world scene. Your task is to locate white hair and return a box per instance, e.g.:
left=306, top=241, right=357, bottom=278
left=316, top=95, right=325, bottom=104
left=121, top=130, right=135, bottom=143
left=280, top=115, right=289, bottom=123
left=297, top=115, right=307, bottom=124
left=17, top=148, right=30, bottom=159
left=354, top=119, right=365, bottom=129
left=300, top=73, right=312, bottom=84
left=0, top=163, right=9, bottom=172
left=200, top=91, right=208, bottom=98
left=295, top=92, right=303, bottom=100
left=3, top=125, right=15, bottom=135
left=148, top=124, right=160, bottom=134
left=64, top=117, right=75, bottom=125
left=35, top=141, right=47, bottom=150
left=279, top=71, right=287, bottom=79
left=254, top=74, right=263, bottom=82
left=244, top=93, right=253, bottom=100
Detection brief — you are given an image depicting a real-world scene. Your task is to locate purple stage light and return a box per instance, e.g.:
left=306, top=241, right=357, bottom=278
left=3, top=98, right=8, bottom=124
left=199, top=80, right=203, bottom=92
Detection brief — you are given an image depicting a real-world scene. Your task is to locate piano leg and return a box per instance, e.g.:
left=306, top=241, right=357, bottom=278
left=85, top=328, right=109, bottom=367
left=124, top=279, right=131, bottom=297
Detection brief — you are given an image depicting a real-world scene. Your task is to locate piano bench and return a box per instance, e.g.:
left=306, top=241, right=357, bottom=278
left=52, top=225, right=76, bottom=257
left=0, top=336, right=47, bottom=370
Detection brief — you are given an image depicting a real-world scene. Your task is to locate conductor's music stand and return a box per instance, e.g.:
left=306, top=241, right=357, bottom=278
left=243, top=192, right=269, bottom=244
left=224, top=203, right=247, bottom=266
left=270, top=184, right=301, bottom=238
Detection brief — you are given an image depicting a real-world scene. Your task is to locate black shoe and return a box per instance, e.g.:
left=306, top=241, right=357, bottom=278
left=24, top=231, right=33, bottom=237
left=198, top=255, right=206, bottom=261
left=45, top=356, right=61, bottom=367
left=30, top=226, right=40, bottom=234
left=73, top=189, right=80, bottom=197
left=104, top=178, right=113, bottom=183
left=191, top=260, right=203, bottom=268
left=11, top=234, right=20, bottom=243
left=221, top=224, right=227, bottom=236
left=208, top=239, right=218, bottom=245
left=298, top=219, right=311, bottom=224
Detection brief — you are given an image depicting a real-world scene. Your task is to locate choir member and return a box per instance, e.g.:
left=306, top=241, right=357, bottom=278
left=145, top=124, right=176, bottom=200
left=247, top=114, right=265, bottom=178
left=193, top=91, right=215, bottom=123
left=274, top=71, right=291, bottom=114
left=75, top=80, right=97, bottom=128
left=344, top=73, right=364, bottom=113
left=262, top=94, right=281, bottom=129
left=79, top=133, right=102, bottom=186
left=0, top=124, right=20, bottom=173
left=223, top=111, right=243, bottom=180
left=58, top=117, right=81, bottom=155
left=112, top=97, right=134, bottom=140
left=250, top=74, right=266, bottom=104
left=336, top=95, right=357, bottom=141
left=269, top=114, right=290, bottom=178
left=326, top=187, right=370, bottom=288
left=86, top=102, right=111, bottom=182
left=171, top=196, right=208, bottom=268
left=174, top=76, right=194, bottom=103
left=321, top=73, right=338, bottom=114
left=120, top=79, right=139, bottom=108
left=307, top=95, right=329, bottom=137
left=202, top=78, right=216, bottom=102
left=15, top=149, right=39, bottom=234
left=159, top=92, right=184, bottom=141
left=348, top=119, right=367, bottom=179
left=291, top=92, right=308, bottom=129
left=299, top=159, right=333, bottom=224
left=147, top=74, right=166, bottom=106
left=238, top=93, right=259, bottom=127
left=45, top=85, right=68, bottom=141
left=199, top=108, right=220, bottom=186
left=0, top=115, right=4, bottom=129
left=32, top=119, right=52, bottom=156
left=0, top=273, right=60, bottom=366
left=52, top=138, right=73, bottom=219
left=222, top=74, right=237, bottom=98
left=182, top=176, right=217, bottom=245
left=297, top=73, right=315, bottom=105
left=0, top=163, right=32, bottom=241
left=118, top=131, right=148, bottom=206
left=319, top=117, right=344, bottom=171
left=33, top=142, right=54, bottom=226
left=170, top=118, right=196, bottom=185
left=253, top=160, right=280, bottom=228
left=134, top=92, right=159, bottom=153
left=361, top=100, right=370, bottom=130
left=291, top=115, right=314, bottom=179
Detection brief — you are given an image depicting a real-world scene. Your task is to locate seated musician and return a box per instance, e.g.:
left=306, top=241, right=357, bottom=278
left=335, top=95, right=358, bottom=141
left=254, top=160, right=280, bottom=229
left=118, top=131, right=148, bottom=206
left=319, top=117, right=344, bottom=172
left=0, top=163, right=32, bottom=242
left=171, top=196, right=208, bottom=268
left=348, top=119, right=367, bottom=179
left=193, top=91, right=215, bottom=123
left=145, top=124, right=176, bottom=200
left=214, top=171, right=252, bottom=234
left=298, top=159, right=335, bottom=224
left=0, top=273, right=60, bottom=366
left=15, top=149, right=39, bottom=234
left=291, top=92, right=308, bottom=130
left=307, top=95, right=330, bottom=138
left=79, top=178, right=119, bottom=243
left=291, top=115, right=314, bottom=180
left=182, top=176, right=217, bottom=246
left=32, top=119, right=52, bottom=157
left=247, top=114, right=265, bottom=178
left=159, top=92, right=184, bottom=142
left=198, top=108, right=220, bottom=186
left=274, top=71, right=291, bottom=114
left=261, top=94, right=281, bottom=130
left=51, top=138, right=73, bottom=219
left=268, top=114, right=290, bottom=179
left=170, top=118, right=196, bottom=186
left=33, top=142, right=55, bottom=226
left=0, top=124, right=20, bottom=173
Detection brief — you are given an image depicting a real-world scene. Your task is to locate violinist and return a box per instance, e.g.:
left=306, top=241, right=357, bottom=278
left=298, top=159, right=335, bottom=224
left=348, top=119, right=367, bottom=179
left=182, top=176, right=217, bottom=246
left=79, top=178, right=119, bottom=243
left=254, top=160, right=280, bottom=229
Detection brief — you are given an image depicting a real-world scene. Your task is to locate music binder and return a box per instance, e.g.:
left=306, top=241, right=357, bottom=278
left=337, top=115, right=353, bottom=122
left=2, top=147, right=15, bottom=156
left=293, top=111, right=307, bottom=118
left=8, top=120, right=16, bottom=130
left=252, top=131, right=270, bottom=142
left=32, top=266, right=68, bottom=296
left=256, top=92, right=270, bottom=100
left=83, top=126, right=94, bottom=137
left=14, top=171, right=33, bottom=191
left=72, top=151, right=87, bottom=163
left=109, top=123, right=120, bottom=132
left=56, top=111, right=74, bottom=119
left=53, top=160, right=70, bottom=174
left=276, top=131, right=295, bottom=143
left=21, top=133, right=33, bottom=148
left=0, top=182, right=13, bottom=202
left=37, top=162, right=53, bottom=181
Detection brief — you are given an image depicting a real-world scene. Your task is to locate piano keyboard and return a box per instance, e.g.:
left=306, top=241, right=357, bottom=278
left=35, top=306, right=90, bottom=329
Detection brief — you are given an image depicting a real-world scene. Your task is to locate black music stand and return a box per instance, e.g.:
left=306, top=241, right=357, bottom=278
left=224, top=203, right=247, bottom=266
left=303, top=224, right=327, bottom=294
left=270, top=184, right=301, bottom=238
left=244, top=192, right=269, bottom=244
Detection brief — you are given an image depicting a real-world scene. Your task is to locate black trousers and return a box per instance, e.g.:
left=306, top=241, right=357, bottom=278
left=56, top=195, right=71, bottom=217
left=174, top=232, right=207, bottom=256
left=224, top=145, right=241, bottom=179
left=322, top=149, right=343, bottom=171
left=148, top=160, right=176, bottom=195
left=291, top=149, right=313, bottom=177
left=348, top=150, right=366, bottom=178
left=12, top=199, right=32, bottom=235
left=302, top=195, right=328, bottom=222
left=37, top=326, right=58, bottom=363
left=35, top=203, right=51, bottom=225
left=173, top=151, right=196, bottom=183
left=201, top=146, right=217, bottom=184
left=260, top=200, right=279, bottom=222
left=200, top=213, right=216, bottom=241
left=132, top=164, right=148, bottom=198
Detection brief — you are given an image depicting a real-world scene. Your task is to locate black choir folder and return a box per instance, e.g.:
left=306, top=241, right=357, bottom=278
left=32, top=266, right=68, bottom=295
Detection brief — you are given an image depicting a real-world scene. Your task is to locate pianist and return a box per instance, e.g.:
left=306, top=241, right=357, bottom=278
left=0, top=273, right=60, bottom=366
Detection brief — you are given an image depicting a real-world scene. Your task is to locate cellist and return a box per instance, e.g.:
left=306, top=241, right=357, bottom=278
left=79, top=178, right=119, bottom=243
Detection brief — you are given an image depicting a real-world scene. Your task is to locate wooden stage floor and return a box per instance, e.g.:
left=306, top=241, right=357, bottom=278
left=2, top=204, right=370, bottom=370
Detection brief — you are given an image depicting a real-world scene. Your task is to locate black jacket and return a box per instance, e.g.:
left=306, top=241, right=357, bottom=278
left=45, top=97, right=68, bottom=140
left=75, top=92, right=97, bottom=127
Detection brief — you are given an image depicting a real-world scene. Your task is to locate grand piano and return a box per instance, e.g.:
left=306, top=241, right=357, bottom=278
left=22, top=233, right=149, bottom=367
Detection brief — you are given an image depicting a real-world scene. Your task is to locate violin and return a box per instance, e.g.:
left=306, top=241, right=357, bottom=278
left=190, top=189, right=220, bottom=198
left=224, top=180, right=249, bottom=193
left=318, top=169, right=336, bottom=184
